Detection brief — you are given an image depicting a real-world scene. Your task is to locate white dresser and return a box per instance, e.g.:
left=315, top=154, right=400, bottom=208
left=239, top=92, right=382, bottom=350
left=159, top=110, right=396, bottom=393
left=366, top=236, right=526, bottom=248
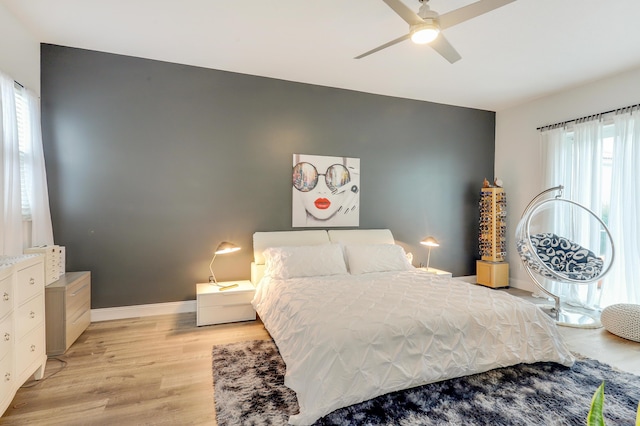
left=0, top=255, right=47, bottom=415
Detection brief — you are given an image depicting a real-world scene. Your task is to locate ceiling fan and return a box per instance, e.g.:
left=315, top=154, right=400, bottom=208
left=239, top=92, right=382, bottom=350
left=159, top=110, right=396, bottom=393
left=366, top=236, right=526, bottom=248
left=355, top=0, right=516, bottom=63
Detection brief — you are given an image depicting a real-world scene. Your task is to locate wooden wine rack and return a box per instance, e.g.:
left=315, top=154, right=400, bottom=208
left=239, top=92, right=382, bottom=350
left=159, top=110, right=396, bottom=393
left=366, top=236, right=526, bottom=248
left=477, top=186, right=509, bottom=288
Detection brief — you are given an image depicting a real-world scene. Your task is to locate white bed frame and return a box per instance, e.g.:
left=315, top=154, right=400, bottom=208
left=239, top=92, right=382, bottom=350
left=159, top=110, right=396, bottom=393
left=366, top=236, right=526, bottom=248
left=250, top=229, right=395, bottom=284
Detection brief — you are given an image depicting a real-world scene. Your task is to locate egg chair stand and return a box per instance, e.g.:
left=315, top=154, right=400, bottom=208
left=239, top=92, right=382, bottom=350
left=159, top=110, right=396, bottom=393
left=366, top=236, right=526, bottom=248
left=516, top=185, right=615, bottom=328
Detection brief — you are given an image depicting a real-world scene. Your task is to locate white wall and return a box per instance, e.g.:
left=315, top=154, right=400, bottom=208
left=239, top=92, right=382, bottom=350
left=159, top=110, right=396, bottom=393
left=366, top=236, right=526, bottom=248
left=495, top=66, right=640, bottom=291
left=0, top=3, right=40, bottom=93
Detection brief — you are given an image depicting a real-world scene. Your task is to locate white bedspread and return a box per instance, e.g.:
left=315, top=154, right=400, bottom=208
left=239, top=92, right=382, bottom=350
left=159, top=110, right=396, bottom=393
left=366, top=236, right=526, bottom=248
left=252, top=270, right=575, bottom=425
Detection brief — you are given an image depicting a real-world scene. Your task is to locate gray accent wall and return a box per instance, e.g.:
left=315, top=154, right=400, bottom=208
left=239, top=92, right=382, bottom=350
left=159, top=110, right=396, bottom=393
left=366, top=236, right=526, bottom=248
left=40, top=44, right=496, bottom=309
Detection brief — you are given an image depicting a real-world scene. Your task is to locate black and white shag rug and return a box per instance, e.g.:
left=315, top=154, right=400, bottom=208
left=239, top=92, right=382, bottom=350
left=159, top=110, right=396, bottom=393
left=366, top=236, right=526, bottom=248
left=212, top=339, right=640, bottom=426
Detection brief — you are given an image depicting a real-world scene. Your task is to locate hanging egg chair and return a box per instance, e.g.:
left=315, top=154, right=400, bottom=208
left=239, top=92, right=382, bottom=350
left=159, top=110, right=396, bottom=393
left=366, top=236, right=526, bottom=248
left=516, top=185, right=615, bottom=328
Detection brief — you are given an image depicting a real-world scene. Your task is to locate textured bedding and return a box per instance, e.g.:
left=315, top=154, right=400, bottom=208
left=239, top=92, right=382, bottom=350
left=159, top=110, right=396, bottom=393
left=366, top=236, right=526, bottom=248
left=252, top=269, right=575, bottom=425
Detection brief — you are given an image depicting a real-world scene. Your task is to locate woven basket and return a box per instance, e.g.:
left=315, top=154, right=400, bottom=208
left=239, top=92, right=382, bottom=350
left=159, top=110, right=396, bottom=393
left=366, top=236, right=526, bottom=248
left=601, top=304, right=640, bottom=342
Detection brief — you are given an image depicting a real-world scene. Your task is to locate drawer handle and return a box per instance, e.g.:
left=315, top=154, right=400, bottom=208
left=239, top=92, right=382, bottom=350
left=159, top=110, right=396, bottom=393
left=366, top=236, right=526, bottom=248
left=4, top=372, right=10, bottom=382
left=29, top=277, right=35, bottom=285
left=2, top=292, right=8, bottom=301
left=3, top=332, right=9, bottom=342
left=29, top=311, right=35, bottom=319
left=71, top=283, right=90, bottom=296
left=30, top=344, right=36, bottom=352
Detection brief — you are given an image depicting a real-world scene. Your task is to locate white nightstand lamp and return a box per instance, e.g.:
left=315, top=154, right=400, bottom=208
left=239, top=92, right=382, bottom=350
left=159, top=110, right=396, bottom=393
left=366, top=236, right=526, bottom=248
left=420, top=236, right=440, bottom=271
left=209, top=241, right=241, bottom=287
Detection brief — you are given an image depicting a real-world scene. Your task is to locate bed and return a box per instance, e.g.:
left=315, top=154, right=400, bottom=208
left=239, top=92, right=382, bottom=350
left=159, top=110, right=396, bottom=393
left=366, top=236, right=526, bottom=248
left=250, top=229, right=575, bottom=425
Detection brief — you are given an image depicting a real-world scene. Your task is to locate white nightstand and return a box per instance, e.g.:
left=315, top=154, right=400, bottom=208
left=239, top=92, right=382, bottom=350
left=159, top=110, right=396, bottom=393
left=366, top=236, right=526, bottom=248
left=196, top=280, right=256, bottom=326
left=417, top=267, right=453, bottom=278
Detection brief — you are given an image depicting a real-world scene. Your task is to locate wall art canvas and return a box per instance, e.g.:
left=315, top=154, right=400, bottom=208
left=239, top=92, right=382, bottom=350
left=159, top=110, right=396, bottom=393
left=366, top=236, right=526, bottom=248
left=292, top=154, right=360, bottom=228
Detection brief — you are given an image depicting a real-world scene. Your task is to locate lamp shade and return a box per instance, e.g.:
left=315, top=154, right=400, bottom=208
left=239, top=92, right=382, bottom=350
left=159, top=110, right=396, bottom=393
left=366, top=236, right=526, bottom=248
left=420, top=236, right=440, bottom=247
left=420, top=236, right=439, bottom=271
left=210, top=241, right=241, bottom=285
left=215, top=241, right=241, bottom=255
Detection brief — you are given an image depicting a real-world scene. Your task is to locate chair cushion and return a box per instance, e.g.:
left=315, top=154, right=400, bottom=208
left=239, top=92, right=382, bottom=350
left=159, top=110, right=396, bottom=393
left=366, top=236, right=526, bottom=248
left=517, top=233, right=604, bottom=281
left=601, top=304, right=640, bottom=342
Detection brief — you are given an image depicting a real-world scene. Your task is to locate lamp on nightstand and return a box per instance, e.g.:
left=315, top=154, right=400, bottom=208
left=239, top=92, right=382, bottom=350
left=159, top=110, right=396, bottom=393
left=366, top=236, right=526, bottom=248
left=420, top=236, right=440, bottom=271
left=209, top=241, right=241, bottom=286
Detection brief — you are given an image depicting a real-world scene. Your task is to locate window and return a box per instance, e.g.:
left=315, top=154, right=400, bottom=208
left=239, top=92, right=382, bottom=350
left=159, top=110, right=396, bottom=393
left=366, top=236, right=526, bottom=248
left=14, top=83, right=32, bottom=221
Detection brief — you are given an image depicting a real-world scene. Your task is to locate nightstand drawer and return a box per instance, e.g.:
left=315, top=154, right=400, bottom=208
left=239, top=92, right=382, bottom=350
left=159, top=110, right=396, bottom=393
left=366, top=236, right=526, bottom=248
left=198, top=290, right=254, bottom=308
left=198, top=304, right=256, bottom=325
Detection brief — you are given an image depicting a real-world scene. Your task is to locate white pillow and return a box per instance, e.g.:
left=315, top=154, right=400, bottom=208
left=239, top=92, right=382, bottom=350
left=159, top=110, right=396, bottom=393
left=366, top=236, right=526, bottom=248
left=263, top=244, right=348, bottom=279
left=345, top=244, right=413, bottom=275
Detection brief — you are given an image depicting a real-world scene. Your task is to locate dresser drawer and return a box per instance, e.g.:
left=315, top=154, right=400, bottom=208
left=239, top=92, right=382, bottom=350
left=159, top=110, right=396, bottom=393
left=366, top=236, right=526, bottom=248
left=16, top=294, right=44, bottom=339
left=15, top=324, right=45, bottom=377
left=16, top=262, right=44, bottom=305
left=66, top=301, right=91, bottom=347
left=0, top=315, right=12, bottom=361
left=0, top=351, right=13, bottom=399
left=198, top=304, right=256, bottom=325
left=66, top=274, right=91, bottom=319
left=0, top=276, right=12, bottom=320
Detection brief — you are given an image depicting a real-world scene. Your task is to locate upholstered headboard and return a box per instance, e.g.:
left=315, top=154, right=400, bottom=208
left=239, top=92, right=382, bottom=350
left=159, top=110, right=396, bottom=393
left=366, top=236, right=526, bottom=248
left=327, top=229, right=394, bottom=245
left=250, top=229, right=395, bottom=284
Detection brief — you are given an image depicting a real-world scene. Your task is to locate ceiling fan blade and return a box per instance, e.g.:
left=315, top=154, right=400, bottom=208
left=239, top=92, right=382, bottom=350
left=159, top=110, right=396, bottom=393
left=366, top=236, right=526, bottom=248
left=430, top=34, right=462, bottom=64
left=382, top=0, right=423, bottom=25
left=355, top=34, right=410, bottom=59
left=439, top=0, right=516, bottom=30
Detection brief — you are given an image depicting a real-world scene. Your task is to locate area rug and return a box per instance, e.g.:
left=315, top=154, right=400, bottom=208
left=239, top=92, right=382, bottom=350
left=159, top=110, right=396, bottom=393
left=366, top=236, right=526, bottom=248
left=212, top=339, right=640, bottom=426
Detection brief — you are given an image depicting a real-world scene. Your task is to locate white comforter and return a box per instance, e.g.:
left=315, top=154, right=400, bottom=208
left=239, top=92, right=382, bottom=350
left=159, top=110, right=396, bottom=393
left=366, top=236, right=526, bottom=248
left=252, top=270, right=575, bottom=425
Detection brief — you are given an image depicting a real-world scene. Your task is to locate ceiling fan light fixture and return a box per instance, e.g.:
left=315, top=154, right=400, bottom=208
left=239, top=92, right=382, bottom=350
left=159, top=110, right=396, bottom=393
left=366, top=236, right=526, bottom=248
left=410, top=21, right=440, bottom=44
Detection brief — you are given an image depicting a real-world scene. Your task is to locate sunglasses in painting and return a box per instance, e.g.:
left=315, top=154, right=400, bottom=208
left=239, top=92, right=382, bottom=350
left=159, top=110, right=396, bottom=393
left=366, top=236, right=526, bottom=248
left=292, top=162, right=351, bottom=193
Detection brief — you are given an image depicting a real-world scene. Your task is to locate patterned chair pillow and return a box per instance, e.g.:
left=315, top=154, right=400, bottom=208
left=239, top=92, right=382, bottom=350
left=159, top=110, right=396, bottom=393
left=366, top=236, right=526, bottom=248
left=517, top=233, right=604, bottom=281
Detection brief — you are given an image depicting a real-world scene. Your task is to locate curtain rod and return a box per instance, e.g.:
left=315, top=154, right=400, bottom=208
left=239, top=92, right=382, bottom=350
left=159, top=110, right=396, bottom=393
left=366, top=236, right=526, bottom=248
left=536, top=102, right=640, bottom=131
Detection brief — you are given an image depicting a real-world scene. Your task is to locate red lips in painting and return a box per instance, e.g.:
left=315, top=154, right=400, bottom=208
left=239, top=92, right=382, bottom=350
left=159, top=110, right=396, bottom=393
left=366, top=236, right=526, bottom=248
left=314, top=198, right=331, bottom=210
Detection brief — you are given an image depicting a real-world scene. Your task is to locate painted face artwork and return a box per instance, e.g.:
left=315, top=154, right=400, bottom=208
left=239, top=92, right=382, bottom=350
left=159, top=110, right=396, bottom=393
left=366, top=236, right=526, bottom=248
left=292, top=154, right=359, bottom=227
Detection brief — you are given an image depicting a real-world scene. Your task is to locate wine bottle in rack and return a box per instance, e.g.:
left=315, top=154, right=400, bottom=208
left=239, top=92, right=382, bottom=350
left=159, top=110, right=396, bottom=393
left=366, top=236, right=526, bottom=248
left=476, top=181, right=509, bottom=288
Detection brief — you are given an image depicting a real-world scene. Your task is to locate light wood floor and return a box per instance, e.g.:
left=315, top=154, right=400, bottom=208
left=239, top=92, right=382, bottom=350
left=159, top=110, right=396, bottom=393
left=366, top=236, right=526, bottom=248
left=1, top=301, right=638, bottom=425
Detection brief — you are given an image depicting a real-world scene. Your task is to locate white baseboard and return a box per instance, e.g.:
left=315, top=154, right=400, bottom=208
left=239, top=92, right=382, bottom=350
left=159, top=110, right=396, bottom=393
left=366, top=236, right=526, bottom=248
left=454, top=275, right=477, bottom=283
left=91, top=300, right=196, bottom=322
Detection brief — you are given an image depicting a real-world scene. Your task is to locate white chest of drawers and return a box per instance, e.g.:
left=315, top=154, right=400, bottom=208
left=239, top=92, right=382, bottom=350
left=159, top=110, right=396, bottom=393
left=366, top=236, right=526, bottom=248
left=0, top=255, right=47, bottom=416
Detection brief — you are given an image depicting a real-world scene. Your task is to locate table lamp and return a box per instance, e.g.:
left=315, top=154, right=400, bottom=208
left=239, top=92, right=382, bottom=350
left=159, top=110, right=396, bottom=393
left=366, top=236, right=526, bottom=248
left=420, top=236, right=440, bottom=271
left=209, top=241, right=241, bottom=286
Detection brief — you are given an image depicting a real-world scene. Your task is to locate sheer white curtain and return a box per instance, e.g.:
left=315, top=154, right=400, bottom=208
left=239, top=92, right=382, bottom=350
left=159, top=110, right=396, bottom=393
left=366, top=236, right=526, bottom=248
left=24, top=89, right=53, bottom=247
left=539, top=120, right=603, bottom=308
left=606, top=109, right=640, bottom=305
left=0, top=71, right=53, bottom=255
left=541, top=111, right=640, bottom=307
left=0, top=72, right=23, bottom=255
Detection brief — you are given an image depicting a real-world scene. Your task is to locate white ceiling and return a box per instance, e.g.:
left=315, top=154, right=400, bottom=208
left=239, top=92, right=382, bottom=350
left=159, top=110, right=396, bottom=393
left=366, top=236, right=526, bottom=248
left=3, top=0, right=640, bottom=111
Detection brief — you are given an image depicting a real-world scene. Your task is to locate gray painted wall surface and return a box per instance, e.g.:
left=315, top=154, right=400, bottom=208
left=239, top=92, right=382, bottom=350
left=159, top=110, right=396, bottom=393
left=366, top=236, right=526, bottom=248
left=40, top=44, right=495, bottom=309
